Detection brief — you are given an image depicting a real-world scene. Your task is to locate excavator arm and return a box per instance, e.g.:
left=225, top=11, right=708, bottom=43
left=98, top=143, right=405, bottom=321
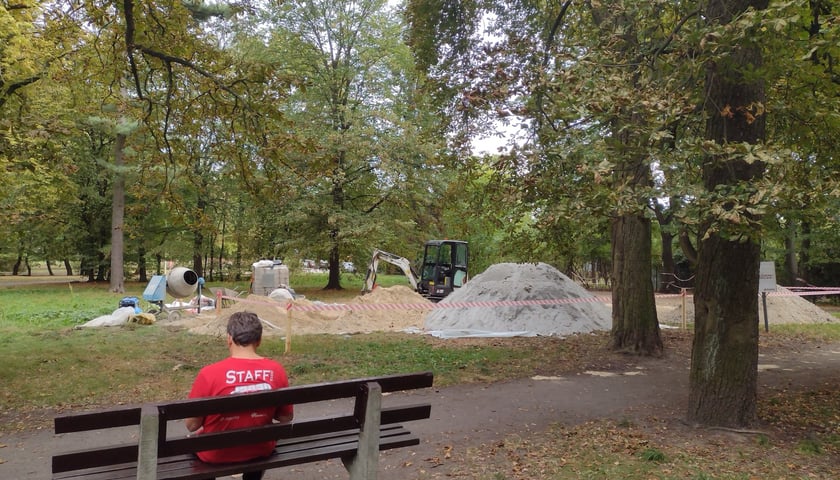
left=361, top=249, right=419, bottom=293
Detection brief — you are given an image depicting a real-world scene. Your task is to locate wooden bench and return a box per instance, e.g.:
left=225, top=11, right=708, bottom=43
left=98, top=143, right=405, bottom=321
left=52, top=371, right=433, bottom=480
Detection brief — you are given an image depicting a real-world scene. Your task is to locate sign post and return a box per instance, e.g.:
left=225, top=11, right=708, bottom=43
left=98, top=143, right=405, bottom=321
left=759, top=262, right=777, bottom=333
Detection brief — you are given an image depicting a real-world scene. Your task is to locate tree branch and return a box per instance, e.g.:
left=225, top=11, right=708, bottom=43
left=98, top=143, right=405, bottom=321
left=0, top=76, right=41, bottom=109
left=542, top=0, right=573, bottom=68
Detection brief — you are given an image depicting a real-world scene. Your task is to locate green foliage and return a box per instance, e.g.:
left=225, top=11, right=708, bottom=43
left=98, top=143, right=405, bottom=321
left=240, top=0, right=448, bottom=287
left=2, top=0, right=839, bottom=307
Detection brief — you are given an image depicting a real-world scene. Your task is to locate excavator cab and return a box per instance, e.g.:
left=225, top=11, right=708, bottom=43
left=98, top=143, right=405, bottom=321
left=417, top=240, right=469, bottom=301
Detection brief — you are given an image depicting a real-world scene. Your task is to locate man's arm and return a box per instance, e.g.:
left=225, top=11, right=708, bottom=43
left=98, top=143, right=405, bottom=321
left=185, top=416, right=204, bottom=432
left=274, top=406, right=293, bottom=424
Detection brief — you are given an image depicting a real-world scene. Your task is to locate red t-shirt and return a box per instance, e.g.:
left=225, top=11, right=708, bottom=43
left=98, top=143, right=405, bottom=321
left=188, top=356, right=293, bottom=463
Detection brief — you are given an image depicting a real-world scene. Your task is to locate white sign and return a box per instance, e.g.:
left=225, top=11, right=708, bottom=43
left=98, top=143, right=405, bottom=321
left=759, top=261, right=777, bottom=293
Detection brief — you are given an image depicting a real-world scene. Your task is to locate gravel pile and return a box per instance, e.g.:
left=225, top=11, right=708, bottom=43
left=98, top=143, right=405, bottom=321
left=660, top=286, right=838, bottom=325
left=424, top=262, right=611, bottom=337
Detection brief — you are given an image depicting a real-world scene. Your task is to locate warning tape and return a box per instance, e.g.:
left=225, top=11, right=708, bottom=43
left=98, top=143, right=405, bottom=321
left=216, top=287, right=840, bottom=313
left=771, top=287, right=840, bottom=297
left=219, top=293, right=615, bottom=312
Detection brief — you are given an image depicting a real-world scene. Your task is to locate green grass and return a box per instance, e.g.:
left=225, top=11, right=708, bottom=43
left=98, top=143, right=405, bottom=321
left=0, top=275, right=548, bottom=428
left=762, top=322, right=840, bottom=342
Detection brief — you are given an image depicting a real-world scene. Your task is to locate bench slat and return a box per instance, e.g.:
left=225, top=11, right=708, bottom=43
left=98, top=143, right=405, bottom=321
left=53, top=404, right=430, bottom=473
left=159, top=371, right=433, bottom=420
left=159, top=426, right=417, bottom=480
left=54, top=372, right=432, bottom=434
left=54, top=425, right=418, bottom=480
left=165, top=403, right=431, bottom=456
left=55, top=406, right=141, bottom=434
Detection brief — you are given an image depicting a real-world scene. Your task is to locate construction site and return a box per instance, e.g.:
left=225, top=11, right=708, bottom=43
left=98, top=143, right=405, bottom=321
left=160, top=261, right=836, bottom=340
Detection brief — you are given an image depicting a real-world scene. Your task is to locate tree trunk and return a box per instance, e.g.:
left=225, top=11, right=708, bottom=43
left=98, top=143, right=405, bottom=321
left=13, top=253, right=22, bottom=275
left=218, top=210, right=227, bottom=282
left=659, top=230, right=676, bottom=292
left=192, top=232, right=204, bottom=278
left=95, top=255, right=106, bottom=281
left=688, top=0, right=768, bottom=428
left=690, top=234, right=761, bottom=426
left=611, top=214, right=662, bottom=355
left=64, top=258, right=73, bottom=276
left=192, top=197, right=206, bottom=278
left=324, top=167, right=345, bottom=290
left=653, top=202, right=677, bottom=293
left=46, top=259, right=54, bottom=276
left=784, top=225, right=798, bottom=285
left=109, top=132, right=126, bottom=293
left=800, top=221, right=811, bottom=283
left=138, top=246, right=147, bottom=283
left=326, top=241, right=342, bottom=290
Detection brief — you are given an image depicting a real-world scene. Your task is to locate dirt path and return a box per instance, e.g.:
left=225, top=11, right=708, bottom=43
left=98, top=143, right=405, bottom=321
left=4, top=340, right=838, bottom=480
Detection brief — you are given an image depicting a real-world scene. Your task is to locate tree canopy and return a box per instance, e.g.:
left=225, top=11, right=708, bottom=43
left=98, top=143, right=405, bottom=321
left=0, top=0, right=838, bottom=426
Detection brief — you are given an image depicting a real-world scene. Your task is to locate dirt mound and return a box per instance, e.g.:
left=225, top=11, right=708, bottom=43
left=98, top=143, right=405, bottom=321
left=170, top=285, right=432, bottom=337
left=660, top=286, right=838, bottom=325
left=424, top=262, right=611, bottom=337
left=332, top=285, right=432, bottom=333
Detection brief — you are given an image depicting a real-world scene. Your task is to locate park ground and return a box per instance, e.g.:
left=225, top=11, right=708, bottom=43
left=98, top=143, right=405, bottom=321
left=0, top=276, right=838, bottom=479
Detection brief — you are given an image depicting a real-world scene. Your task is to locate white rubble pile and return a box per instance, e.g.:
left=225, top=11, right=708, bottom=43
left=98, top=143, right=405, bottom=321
left=660, top=285, right=839, bottom=325
left=424, top=262, right=611, bottom=338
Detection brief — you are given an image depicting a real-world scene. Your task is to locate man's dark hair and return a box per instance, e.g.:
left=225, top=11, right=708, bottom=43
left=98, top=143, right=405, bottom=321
left=227, top=311, right=262, bottom=346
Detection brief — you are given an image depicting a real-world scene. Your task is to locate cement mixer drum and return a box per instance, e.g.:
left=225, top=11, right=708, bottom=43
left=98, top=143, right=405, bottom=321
left=166, top=267, right=199, bottom=298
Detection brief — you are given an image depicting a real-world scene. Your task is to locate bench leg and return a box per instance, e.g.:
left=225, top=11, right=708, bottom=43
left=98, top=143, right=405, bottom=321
left=342, top=382, right=382, bottom=480
left=137, top=405, right=160, bottom=480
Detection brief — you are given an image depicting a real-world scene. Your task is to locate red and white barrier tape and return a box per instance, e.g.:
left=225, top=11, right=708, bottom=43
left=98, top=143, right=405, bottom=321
left=771, top=287, right=840, bottom=297
left=217, top=287, right=839, bottom=313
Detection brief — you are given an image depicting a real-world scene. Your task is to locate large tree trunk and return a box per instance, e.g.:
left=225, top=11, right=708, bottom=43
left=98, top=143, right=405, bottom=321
left=595, top=6, right=661, bottom=356
left=326, top=241, right=342, bottom=290
left=324, top=169, right=345, bottom=290
left=611, top=214, right=662, bottom=355
left=688, top=0, right=768, bottom=428
left=109, top=132, right=126, bottom=293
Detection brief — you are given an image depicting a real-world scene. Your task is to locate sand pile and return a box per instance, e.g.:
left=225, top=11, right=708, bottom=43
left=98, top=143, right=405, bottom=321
left=660, top=286, right=838, bottom=325
left=333, top=285, right=431, bottom=333
left=424, top=262, right=611, bottom=337
left=172, top=285, right=432, bottom=337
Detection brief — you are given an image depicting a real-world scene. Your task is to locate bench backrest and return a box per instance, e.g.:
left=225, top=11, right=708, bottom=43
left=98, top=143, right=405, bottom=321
left=53, top=371, right=433, bottom=476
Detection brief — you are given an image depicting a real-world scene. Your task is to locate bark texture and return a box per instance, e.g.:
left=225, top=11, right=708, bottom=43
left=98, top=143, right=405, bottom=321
left=688, top=0, right=768, bottom=427
left=611, top=214, right=662, bottom=356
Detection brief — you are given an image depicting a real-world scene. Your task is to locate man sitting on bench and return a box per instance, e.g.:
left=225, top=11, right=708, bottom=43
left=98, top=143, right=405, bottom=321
left=185, top=312, right=294, bottom=480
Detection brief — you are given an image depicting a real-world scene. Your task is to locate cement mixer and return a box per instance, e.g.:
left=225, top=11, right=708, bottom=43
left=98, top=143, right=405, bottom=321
left=142, top=267, right=206, bottom=320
